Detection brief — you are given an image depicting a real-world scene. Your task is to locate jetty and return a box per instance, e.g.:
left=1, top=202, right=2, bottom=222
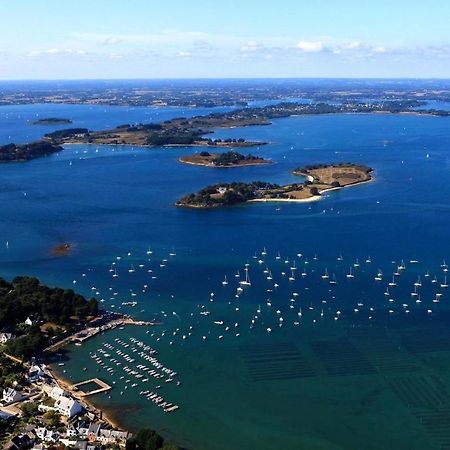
left=44, top=315, right=160, bottom=353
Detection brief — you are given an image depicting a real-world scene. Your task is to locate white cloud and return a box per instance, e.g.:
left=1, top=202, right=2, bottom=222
left=346, top=41, right=362, bottom=50
left=175, top=51, right=192, bottom=57
left=240, top=40, right=264, bottom=53
left=103, top=36, right=122, bottom=45
left=371, top=46, right=386, bottom=54
left=296, top=40, right=324, bottom=52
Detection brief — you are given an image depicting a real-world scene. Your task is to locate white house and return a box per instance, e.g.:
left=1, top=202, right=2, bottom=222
left=49, top=386, right=67, bottom=400
left=2, top=388, right=25, bottom=403
left=0, top=332, right=15, bottom=343
left=28, top=364, right=47, bottom=382
left=54, top=396, right=83, bottom=418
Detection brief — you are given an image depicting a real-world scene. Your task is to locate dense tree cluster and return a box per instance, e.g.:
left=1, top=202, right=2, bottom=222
left=0, top=276, right=98, bottom=358
left=31, top=118, right=72, bottom=125
left=125, top=428, right=179, bottom=450
left=44, top=128, right=89, bottom=140
left=213, top=151, right=263, bottom=166
left=145, top=129, right=202, bottom=146
left=123, top=123, right=163, bottom=132
left=0, top=276, right=98, bottom=329
left=0, top=141, right=62, bottom=161
left=0, top=354, right=25, bottom=389
left=178, top=181, right=279, bottom=207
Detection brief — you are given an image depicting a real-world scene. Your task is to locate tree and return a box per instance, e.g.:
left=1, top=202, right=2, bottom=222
left=43, top=410, right=61, bottom=428
left=21, top=401, right=39, bottom=417
left=127, top=428, right=164, bottom=450
left=310, top=186, right=320, bottom=196
left=161, top=444, right=180, bottom=450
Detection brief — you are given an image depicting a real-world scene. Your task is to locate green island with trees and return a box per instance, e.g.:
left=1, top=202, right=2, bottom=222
left=179, top=150, right=271, bottom=167
left=176, top=163, right=373, bottom=208
left=31, top=117, right=73, bottom=125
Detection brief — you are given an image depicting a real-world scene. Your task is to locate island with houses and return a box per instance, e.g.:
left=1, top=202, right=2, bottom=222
left=176, top=163, right=373, bottom=208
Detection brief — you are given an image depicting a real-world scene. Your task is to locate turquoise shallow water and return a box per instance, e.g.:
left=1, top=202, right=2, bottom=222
left=1, top=103, right=450, bottom=449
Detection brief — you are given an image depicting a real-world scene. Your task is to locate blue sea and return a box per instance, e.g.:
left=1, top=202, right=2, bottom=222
left=1, top=95, right=450, bottom=450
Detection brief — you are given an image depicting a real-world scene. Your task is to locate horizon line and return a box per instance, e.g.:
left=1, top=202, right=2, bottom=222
left=1, top=76, right=450, bottom=82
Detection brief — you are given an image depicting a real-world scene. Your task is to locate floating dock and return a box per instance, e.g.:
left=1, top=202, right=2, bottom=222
left=72, top=378, right=112, bottom=396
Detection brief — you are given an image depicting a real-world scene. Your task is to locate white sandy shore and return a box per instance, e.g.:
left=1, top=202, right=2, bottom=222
left=248, top=196, right=322, bottom=204
left=249, top=176, right=374, bottom=204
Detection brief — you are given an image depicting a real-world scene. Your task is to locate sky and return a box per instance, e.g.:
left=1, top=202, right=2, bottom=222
left=1, top=0, right=450, bottom=79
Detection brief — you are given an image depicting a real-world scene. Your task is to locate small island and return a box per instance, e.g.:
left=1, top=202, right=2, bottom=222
left=51, top=242, right=72, bottom=256
left=176, top=163, right=373, bottom=208
left=0, top=141, right=62, bottom=162
left=32, top=117, right=73, bottom=125
left=179, top=151, right=271, bottom=168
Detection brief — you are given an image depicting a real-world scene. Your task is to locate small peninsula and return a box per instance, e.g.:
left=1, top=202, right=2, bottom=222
left=176, top=163, right=373, bottom=208
left=0, top=141, right=62, bottom=162
left=32, top=117, right=72, bottom=125
left=179, top=150, right=271, bottom=168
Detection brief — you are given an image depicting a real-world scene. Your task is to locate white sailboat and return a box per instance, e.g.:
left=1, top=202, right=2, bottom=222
left=240, top=268, right=251, bottom=286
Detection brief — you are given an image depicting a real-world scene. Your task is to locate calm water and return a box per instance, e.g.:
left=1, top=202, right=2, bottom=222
left=1, top=102, right=450, bottom=450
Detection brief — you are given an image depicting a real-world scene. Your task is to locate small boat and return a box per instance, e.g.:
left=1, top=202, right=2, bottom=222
left=222, top=276, right=228, bottom=286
